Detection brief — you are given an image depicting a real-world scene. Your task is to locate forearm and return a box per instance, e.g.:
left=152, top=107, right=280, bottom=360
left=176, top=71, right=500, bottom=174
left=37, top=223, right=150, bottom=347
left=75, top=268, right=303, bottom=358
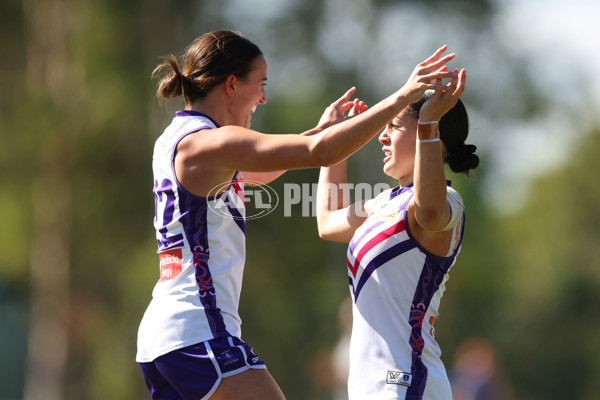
left=413, top=123, right=450, bottom=230
left=316, top=161, right=350, bottom=228
left=313, top=92, right=410, bottom=166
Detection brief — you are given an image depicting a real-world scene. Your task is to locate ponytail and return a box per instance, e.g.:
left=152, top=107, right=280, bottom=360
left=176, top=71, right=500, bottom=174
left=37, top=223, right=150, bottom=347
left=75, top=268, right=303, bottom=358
left=153, top=55, right=184, bottom=100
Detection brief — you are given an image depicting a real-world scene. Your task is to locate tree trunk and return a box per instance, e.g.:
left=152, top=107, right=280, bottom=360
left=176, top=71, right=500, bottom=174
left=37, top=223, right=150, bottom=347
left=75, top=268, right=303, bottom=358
left=22, top=0, right=72, bottom=399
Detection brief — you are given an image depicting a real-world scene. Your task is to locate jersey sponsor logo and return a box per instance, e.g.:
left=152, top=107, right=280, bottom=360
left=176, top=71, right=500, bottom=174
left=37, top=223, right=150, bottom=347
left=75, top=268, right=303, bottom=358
left=387, top=370, right=412, bottom=387
left=158, top=248, right=183, bottom=282
left=372, top=211, right=397, bottom=222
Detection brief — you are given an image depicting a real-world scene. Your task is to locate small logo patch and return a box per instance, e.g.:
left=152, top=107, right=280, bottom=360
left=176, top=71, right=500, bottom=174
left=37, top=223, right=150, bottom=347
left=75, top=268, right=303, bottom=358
left=374, top=211, right=397, bottom=222
left=220, top=350, right=240, bottom=365
left=159, top=249, right=183, bottom=282
left=387, top=370, right=412, bottom=387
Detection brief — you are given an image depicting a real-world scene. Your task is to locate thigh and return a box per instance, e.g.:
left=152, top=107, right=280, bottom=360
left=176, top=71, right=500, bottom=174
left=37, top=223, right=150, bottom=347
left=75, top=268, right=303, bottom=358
left=211, top=368, right=286, bottom=400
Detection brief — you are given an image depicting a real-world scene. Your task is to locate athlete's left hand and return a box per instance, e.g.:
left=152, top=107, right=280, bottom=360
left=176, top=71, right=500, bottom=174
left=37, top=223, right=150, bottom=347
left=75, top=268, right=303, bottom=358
left=419, top=67, right=466, bottom=123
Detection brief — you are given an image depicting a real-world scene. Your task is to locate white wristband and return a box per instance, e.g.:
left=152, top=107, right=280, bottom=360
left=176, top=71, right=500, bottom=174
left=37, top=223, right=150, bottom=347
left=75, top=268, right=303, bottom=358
left=417, top=120, right=439, bottom=125
left=417, top=138, right=441, bottom=143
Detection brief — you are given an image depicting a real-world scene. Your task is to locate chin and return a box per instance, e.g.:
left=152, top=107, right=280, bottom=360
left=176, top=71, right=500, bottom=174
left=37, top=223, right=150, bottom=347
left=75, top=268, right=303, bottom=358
left=382, top=166, right=396, bottom=179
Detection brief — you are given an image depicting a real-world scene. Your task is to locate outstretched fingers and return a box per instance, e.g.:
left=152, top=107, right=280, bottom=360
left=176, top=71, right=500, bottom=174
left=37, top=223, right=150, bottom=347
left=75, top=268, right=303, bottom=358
left=424, top=70, right=458, bottom=93
left=422, top=45, right=449, bottom=64
left=348, top=98, right=368, bottom=117
left=419, top=45, right=456, bottom=73
left=424, top=52, right=456, bottom=72
left=332, top=87, right=357, bottom=108
left=318, top=87, right=368, bottom=127
left=452, top=68, right=466, bottom=96
left=416, top=48, right=460, bottom=92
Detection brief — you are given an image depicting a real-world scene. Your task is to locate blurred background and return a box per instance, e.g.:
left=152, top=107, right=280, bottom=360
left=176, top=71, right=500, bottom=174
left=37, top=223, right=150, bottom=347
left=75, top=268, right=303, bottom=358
left=1, top=0, right=600, bottom=399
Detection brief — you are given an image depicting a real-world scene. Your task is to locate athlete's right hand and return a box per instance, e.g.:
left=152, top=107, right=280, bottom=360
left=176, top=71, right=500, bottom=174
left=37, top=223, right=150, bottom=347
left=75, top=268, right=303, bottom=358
left=398, top=45, right=459, bottom=104
left=316, top=87, right=359, bottom=129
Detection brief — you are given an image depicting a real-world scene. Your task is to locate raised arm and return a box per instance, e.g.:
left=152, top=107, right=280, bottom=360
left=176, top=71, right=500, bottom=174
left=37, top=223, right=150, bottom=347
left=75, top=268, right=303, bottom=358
left=412, top=68, right=467, bottom=231
left=242, top=87, right=360, bottom=186
left=316, top=99, right=375, bottom=242
left=177, top=47, right=459, bottom=196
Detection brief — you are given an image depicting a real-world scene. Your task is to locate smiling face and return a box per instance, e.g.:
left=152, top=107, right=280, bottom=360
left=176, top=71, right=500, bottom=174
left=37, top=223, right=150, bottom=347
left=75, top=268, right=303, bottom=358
left=231, top=55, right=268, bottom=128
left=379, top=108, right=418, bottom=185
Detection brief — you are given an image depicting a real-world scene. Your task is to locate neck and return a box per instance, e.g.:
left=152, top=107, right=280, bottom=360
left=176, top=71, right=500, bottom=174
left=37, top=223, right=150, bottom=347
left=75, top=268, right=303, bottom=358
left=188, top=90, right=232, bottom=126
left=398, top=174, right=413, bottom=188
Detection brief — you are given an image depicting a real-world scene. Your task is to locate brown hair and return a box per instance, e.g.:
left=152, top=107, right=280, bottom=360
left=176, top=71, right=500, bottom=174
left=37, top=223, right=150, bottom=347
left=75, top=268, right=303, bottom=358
left=152, top=30, right=263, bottom=106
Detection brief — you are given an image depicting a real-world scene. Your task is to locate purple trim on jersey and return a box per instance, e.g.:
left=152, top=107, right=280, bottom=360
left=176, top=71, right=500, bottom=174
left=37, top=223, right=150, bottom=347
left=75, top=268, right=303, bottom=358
left=352, top=239, right=417, bottom=301
left=402, top=207, right=463, bottom=400
left=175, top=110, right=221, bottom=128
left=168, top=111, right=220, bottom=199
left=407, top=351, right=429, bottom=400
left=169, top=128, right=212, bottom=195
left=349, top=220, right=385, bottom=254
left=389, top=184, right=413, bottom=200
left=177, top=191, right=230, bottom=338
left=154, top=178, right=185, bottom=251
left=175, top=171, right=247, bottom=338
left=405, top=253, right=456, bottom=400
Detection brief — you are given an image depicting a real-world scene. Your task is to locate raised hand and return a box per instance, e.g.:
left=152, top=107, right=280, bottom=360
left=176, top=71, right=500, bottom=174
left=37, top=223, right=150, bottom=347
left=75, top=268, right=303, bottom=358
left=347, top=98, right=368, bottom=118
left=317, top=87, right=359, bottom=128
left=399, top=45, right=459, bottom=104
left=419, top=67, right=467, bottom=123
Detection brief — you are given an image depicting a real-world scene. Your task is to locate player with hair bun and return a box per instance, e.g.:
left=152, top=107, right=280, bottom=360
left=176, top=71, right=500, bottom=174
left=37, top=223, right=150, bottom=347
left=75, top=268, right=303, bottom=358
left=136, top=29, right=460, bottom=400
left=317, top=65, right=478, bottom=399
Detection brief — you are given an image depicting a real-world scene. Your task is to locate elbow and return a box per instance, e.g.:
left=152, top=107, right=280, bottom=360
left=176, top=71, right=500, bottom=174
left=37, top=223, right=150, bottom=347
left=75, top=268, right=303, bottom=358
left=317, top=226, right=334, bottom=241
left=316, top=216, right=335, bottom=241
left=316, top=218, right=329, bottom=240
left=318, top=228, right=340, bottom=242
left=414, top=206, right=446, bottom=231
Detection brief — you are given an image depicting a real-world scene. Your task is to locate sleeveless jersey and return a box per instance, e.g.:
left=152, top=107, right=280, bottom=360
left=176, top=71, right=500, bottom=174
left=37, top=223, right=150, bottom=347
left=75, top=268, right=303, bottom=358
left=346, top=184, right=465, bottom=400
left=137, top=110, right=247, bottom=363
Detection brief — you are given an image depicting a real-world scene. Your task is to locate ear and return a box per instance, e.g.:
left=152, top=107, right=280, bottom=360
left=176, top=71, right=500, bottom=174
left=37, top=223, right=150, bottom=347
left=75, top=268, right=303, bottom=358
left=224, top=75, right=237, bottom=97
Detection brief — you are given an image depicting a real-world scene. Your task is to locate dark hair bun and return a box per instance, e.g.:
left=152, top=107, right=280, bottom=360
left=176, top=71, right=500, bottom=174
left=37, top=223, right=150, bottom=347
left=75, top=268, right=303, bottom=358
left=447, top=143, right=479, bottom=175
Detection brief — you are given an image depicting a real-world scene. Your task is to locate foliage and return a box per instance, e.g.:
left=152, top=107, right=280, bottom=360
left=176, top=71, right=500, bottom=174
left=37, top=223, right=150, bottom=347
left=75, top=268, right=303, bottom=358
left=490, top=128, right=600, bottom=399
left=4, top=0, right=600, bottom=399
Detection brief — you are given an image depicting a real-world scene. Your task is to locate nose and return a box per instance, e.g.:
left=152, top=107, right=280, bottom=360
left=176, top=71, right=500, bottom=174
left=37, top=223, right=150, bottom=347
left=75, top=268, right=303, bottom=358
left=260, top=88, right=267, bottom=104
left=379, top=128, right=390, bottom=144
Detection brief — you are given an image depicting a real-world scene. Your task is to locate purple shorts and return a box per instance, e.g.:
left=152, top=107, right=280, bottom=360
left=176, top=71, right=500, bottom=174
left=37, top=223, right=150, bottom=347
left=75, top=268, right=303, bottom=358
left=139, top=336, right=266, bottom=400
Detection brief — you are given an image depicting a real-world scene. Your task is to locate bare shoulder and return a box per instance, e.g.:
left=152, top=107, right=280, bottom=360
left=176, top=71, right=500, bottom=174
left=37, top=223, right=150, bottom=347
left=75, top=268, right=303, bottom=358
left=175, top=128, right=238, bottom=197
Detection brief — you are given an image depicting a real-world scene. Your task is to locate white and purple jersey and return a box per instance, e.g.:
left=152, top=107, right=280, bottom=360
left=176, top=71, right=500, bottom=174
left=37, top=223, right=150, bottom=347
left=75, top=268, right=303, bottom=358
left=137, top=110, right=247, bottom=363
left=346, top=184, right=465, bottom=400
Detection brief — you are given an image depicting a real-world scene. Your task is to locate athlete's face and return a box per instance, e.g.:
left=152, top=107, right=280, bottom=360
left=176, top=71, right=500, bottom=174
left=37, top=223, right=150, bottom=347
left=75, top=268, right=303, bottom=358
left=379, top=108, right=417, bottom=183
left=232, top=55, right=268, bottom=129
